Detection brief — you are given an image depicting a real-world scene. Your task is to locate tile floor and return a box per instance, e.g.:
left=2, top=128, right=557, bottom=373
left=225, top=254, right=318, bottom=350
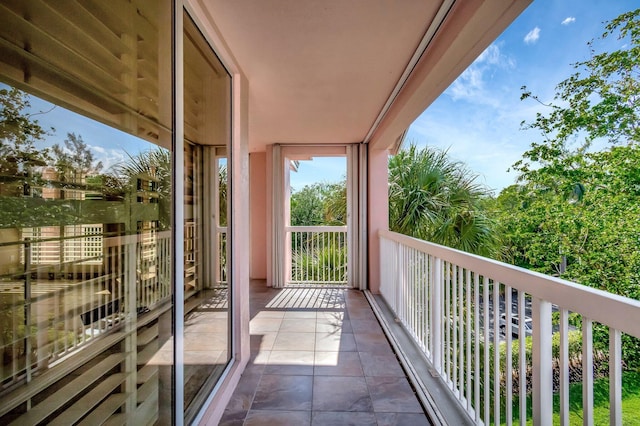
left=219, top=281, right=432, bottom=425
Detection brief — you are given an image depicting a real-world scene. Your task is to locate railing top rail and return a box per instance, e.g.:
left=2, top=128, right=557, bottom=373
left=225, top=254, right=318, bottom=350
left=286, top=225, right=347, bottom=232
left=102, top=230, right=171, bottom=247
left=380, top=229, right=640, bottom=338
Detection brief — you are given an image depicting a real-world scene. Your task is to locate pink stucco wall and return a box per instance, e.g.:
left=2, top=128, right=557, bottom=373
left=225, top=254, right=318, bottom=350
left=368, top=147, right=389, bottom=294
left=249, top=152, right=268, bottom=279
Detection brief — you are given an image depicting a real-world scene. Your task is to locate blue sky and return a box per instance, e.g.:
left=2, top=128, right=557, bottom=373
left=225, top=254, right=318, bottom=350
left=290, top=157, right=347, bottom=192
left=1, top=81, right=160, bottom=172
left=8, top=1, right=634, bottom=192
left=25, top=95, right=157, bottom=171
left=404, top=0, right=635, bottom=194
left=293, top=0, right=636, bottom=194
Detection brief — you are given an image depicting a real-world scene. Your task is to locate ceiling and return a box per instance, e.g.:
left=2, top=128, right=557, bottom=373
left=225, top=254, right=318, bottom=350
left=198, top=0, right=531, bottom=152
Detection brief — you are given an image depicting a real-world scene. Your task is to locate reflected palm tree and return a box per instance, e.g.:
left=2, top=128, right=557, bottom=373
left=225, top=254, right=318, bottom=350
left=111, top=149, right=172, bottom=230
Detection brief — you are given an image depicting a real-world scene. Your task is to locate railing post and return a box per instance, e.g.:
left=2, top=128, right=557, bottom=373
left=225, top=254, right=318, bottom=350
left=609, top=328, right=622, bottom=426
left=23, top=239, right=32, bottom=387
left=582, top=319, right=594, bottom=426
left=532, top=297, right=552, bottom=426
left=391, top=239, right=399, bottom=311
left=560, top=309, right=569, bottom=426
left=398, top=243, right=404, bottom=323
left=124, top=236, right=138, bottom=416
left=431, top=256, right=442, bottom=372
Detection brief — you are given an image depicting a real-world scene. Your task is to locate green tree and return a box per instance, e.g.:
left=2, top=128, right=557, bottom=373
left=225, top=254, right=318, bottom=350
left=388, top=144, right=499, bottom=257
left=505, top=8, right=640, bottom=289
left=500, top=8, right=640, bottom=366
left=290, top=183, right=325, bottom=226
left=218, top=163, right=227, bottom=227
left=290, top=181, right=347, bottom=226
left=111, top=148, right=172, bottom=230
left=52, top=132, right=103, bottom=180
left=519, top=9, right=640, bottom=160
left=289, top=180, right=347, bottom=282
left=321, top=181, right=346, bottom=225
left=0, top=87, right=52, bottom=197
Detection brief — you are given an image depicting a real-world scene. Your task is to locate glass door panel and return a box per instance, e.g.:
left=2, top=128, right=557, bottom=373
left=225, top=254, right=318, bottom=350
left=182, top=12, right=232, bottom=422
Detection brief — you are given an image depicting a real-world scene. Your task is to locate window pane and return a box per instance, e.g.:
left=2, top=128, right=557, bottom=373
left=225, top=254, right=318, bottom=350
left=0, top=0, right=172, bottom=145
left=0, top=1, right=173, bottom=424
left=182, top=12, right=232, bottom=422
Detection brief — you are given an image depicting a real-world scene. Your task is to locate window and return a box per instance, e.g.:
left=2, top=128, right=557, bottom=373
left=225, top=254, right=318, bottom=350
left=182, top=13, right=232, bottom=422
left=0, top=1, right=175, bottom=423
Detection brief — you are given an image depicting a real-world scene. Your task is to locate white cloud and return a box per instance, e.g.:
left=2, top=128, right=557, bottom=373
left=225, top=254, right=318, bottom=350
left=87, top=145, right=127, bottom=171
left=561, top=17, right=576, bottom=25
left=406, top=111, right=525, bottom=193
left=476, top=44, right=514, bottom=67
left=524, top=27, right=541, bottom=44
left=448, top=67, right=486, bottom=102
left=447, top=43, right=514, bottom=105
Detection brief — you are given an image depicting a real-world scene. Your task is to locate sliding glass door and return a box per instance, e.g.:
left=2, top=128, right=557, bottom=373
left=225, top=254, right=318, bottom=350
left=182, top=12, right=232, bottom=423
left=0, top=1, right=175, bottom=424
left=0, top=2, right=234, bottom=424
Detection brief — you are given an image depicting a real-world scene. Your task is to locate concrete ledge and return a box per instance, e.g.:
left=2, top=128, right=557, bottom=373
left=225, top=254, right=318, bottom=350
left=365, top=291, right=475, bottom=426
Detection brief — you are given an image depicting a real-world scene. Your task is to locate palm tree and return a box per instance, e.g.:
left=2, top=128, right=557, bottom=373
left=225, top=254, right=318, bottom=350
left=388, top=144, right=499, bottom=257
left=111, top=148, right=172, bottom=230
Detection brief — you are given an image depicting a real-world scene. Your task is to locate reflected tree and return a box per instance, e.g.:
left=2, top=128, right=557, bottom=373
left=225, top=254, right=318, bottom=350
left=0, top=87, right=52, bottom=197
left=111, top=149, right=172, bottom=230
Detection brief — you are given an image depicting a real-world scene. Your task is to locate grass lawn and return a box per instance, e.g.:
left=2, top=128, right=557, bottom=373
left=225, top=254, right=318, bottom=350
left=503, top=371, right=640, bottom=425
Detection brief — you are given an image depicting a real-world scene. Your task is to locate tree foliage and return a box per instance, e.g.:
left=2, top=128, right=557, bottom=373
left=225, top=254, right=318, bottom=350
left=290, top=181, right=346, bottom=226
left=388, top=144, right=499, bottom=257
left=497, top=9, right=640, bottom=366
left=52, top=132, right=103, bottom=179
left=501, top=8, right=640, bottom=293
left=518, top=8, right=640, bottom=172
left=0, top=87, right=51, bottom=195
left=111, top=148, right=172, bottom=229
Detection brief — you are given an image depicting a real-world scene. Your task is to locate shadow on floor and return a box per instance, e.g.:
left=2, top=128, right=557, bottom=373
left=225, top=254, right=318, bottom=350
left=219, top=280, right=432, bottom=426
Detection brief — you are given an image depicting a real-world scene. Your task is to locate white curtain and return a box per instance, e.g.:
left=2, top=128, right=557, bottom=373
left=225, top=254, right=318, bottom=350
left=270, top=145, right=286, bottom=288
left=347, top=143, right=368, bottom=290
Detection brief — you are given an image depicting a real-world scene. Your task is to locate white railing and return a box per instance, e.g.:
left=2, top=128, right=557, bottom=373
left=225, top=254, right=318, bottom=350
left=0, top=231, right=171, bottom=387
left=216, top=226, right=227, bottom=286
left=286, top=226, right=347, bottom=285
left=379, top=229, right=640, bottom=426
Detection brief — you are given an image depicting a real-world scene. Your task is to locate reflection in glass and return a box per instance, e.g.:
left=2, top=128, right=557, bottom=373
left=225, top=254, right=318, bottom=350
left=182, top=12, right=232, bottom=422
left=0, top=1, right=173, bottom=424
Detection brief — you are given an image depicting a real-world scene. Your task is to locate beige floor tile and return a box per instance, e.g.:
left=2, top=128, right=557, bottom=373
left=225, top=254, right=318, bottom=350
left=315, top=331, right=357, bottom=352
left=253, top=310, right=286, bottom=319
left=250, top=318, right=283, bottom=333
left=268, top=350, right=315, bottom=366
left=283, top=310, right=317, bottom=319
left=314, top=351, right=363, bottom=376
left=230, top=281, right=430, bottom=424
left=250, top=331, right=277, bottom=351
left=279, top=318, right=317, bottom=332
left=272, top=332, right=316, bottom=351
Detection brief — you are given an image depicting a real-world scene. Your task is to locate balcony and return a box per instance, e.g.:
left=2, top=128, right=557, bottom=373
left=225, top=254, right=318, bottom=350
left=221, top=231, right=640, bottom=425
left=219, top=280, right=431, bottom=425
left=378, top=230, right=640, bottom=425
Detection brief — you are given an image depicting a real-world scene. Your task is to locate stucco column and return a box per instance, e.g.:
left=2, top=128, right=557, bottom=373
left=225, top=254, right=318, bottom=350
left=367, top=147, right=389, bottom=294
left=249, top=152, right=267, bottom=279
left=265, top=145, right=273, bottom=286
